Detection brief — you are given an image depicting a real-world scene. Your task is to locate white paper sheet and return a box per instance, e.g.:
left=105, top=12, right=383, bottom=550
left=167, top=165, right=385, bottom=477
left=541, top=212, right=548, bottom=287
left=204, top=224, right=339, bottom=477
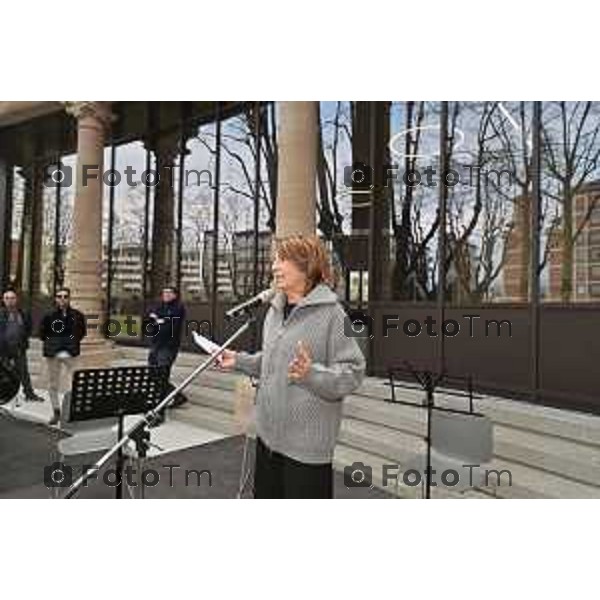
left=191, top=330, right=221, bottom=354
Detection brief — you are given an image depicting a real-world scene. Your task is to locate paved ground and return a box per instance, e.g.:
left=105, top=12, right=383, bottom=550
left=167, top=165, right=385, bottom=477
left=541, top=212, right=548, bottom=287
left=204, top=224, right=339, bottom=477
left=0, top=410, right=391, bottom=499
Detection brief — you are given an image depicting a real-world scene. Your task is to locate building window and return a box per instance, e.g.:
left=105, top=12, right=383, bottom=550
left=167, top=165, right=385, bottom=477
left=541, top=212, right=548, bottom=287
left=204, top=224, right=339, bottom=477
left=589, top=283, right=600, bottom=297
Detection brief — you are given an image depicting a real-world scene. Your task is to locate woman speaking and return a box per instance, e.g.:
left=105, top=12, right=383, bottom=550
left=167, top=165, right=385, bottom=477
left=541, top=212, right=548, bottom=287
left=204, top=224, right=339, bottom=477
left=218, top=234, right=366, bottom=498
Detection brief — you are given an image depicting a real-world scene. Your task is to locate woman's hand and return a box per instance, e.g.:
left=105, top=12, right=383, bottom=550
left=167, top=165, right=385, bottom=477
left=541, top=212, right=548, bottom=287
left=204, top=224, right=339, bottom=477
left=288, top=341, right=312, bottom=382
left=217, top=349, right=237, bottom=370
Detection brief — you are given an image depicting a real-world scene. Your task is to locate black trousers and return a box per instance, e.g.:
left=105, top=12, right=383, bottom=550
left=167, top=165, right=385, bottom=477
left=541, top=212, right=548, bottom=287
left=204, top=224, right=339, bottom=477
left=7, top=351, right=35, bottom=397
left=148, top=344, right=188, bottom=408
left=148, top=345, right=179, bottom=378
left=253, top=437, right=333, bottom=499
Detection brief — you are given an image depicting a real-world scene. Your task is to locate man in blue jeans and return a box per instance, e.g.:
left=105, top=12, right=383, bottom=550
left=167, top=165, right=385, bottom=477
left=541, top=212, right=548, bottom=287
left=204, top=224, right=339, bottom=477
left=145, top=286, right=188, bottom=417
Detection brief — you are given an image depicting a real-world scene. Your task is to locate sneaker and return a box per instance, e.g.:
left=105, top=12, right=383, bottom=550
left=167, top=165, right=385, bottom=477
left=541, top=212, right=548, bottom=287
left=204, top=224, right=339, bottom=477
left=48, top=410, right=60, bottom=426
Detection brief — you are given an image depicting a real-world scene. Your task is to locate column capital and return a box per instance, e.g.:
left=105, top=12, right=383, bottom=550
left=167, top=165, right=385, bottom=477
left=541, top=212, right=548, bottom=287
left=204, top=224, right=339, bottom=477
left=64, top=101, right=113, bottom=127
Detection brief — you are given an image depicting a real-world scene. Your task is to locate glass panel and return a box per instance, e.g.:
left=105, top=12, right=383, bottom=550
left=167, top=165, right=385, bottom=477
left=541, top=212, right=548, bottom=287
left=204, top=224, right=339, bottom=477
left=388, top=101, right=441, bottom=303
left=317, top=101, right=353, bottom=300
left=541, top=101, right=600, bottom=303
left=9, top=167, right=24, bottom=286
left=182, top=118, right=216, bottom=304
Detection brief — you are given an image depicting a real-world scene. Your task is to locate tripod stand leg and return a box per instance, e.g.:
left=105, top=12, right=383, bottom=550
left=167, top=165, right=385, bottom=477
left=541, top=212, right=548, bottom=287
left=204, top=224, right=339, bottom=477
left=116, top=415, right=125, bottom=500
left=425, top=382, right=434, bottom=500
left=135, top=456, right=145, bottom=499
left=125, top=456, right=135, bottom=499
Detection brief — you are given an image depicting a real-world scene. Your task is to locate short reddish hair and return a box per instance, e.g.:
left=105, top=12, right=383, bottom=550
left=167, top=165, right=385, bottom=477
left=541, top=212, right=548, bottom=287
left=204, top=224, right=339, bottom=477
left=273, top=234, right=334, bottom=293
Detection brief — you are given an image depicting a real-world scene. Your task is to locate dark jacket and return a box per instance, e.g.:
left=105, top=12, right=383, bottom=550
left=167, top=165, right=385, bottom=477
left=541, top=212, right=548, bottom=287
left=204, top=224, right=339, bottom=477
left=144, top=300, right=186, bottom=350
left=39, top=306, right=87, bottom=358
left=0, top=307, right=32, bottom=356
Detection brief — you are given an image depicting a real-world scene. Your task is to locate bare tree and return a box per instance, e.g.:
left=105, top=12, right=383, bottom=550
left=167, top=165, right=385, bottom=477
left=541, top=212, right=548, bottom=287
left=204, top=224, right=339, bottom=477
left=541, top=101, right=600, bottom=301
left=192, top=102, right=278, bottom=231
left=317, top=101, right=352, bottom=284
left=42, top=188, right=74, bottom=291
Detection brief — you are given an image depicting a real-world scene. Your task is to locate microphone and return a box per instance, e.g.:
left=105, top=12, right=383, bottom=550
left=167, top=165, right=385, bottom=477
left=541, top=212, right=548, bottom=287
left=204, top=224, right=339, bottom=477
left=225, top=288, right=276, bottom=319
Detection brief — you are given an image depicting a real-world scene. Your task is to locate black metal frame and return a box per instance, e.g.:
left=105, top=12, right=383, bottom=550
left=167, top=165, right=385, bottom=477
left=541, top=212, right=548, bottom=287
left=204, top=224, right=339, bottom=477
left=209, top=102, right=222, bottom=339
left=106, top=125, right=117, bottom=319
left=52, top=131, right=62, bottom=296
left=175, top=101, right=189, bottom=293
left=530, top=101, right=542, bottom=401
left=141, top=102, right=156, bottom=318
left=0, top=101, right=564, bottom=411
left=387, top=361, right=483, bottom=499
left=0, top=161, right=14, bottom=290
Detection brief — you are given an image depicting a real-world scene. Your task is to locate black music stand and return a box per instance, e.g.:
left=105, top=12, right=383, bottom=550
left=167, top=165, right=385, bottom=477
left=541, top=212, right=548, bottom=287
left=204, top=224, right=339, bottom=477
left=62, top=314, right=255, bottom=499
left=387, top=361, right=482, bottom=499
left=66, top=365, right=169, bottom=499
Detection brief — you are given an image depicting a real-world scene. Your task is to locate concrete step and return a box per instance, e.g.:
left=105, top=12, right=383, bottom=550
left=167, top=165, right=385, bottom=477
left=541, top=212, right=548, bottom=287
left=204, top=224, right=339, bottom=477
left=478, top=396, right=600, bottom=449
left=338, top=418, right=424, bottom=464
left=174, top=382, right=600, bottom=497
left=180, top=384, right=239, bottom=414
left=336, top=416, right=600, bottom=496
left=333, top=442, right=600, bottom=499
left=341, top=402, right=600, bottom=489
left=170, top=365, right=243, bottom=392
left=22, top=346, right=600, bottom=498
left=169, top=403, right=240, bottom=437
left=332, top=445, right=491, bottom=499
left=27, top=344, right=600, bottom=445
left=493, top=424, right=600, bottom=488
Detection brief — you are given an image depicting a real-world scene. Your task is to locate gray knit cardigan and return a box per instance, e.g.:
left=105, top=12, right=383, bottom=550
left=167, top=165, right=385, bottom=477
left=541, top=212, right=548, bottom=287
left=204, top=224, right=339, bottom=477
left=235, top=284, right=366, bottom=464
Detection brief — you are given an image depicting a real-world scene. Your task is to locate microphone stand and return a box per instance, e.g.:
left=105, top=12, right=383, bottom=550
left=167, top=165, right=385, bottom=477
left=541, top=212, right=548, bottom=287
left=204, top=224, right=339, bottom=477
left=61, top=315, right=256, bottom=499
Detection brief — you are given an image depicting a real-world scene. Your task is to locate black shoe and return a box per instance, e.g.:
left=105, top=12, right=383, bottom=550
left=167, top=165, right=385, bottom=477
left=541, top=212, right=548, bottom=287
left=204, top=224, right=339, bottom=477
left=170, top=392, right=189, bottom=409
left=48, top=410, right=60, bottom=426
left=25, top=393, right=44, bottom=403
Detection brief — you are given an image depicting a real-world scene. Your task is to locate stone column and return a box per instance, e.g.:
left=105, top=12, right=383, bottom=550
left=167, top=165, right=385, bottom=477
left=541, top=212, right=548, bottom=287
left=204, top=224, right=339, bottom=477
left=276, top=102, right=318, bottom=237
left=64, top=101, right=113, bottom=366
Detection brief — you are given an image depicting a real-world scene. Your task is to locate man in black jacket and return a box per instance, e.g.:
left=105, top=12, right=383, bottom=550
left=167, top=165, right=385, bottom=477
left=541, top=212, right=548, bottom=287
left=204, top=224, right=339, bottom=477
left=39, top=287, right=87, bottom=425
left=145, top=286, right=187, bottom=412
left=0, top=288, right=43, bottom=402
